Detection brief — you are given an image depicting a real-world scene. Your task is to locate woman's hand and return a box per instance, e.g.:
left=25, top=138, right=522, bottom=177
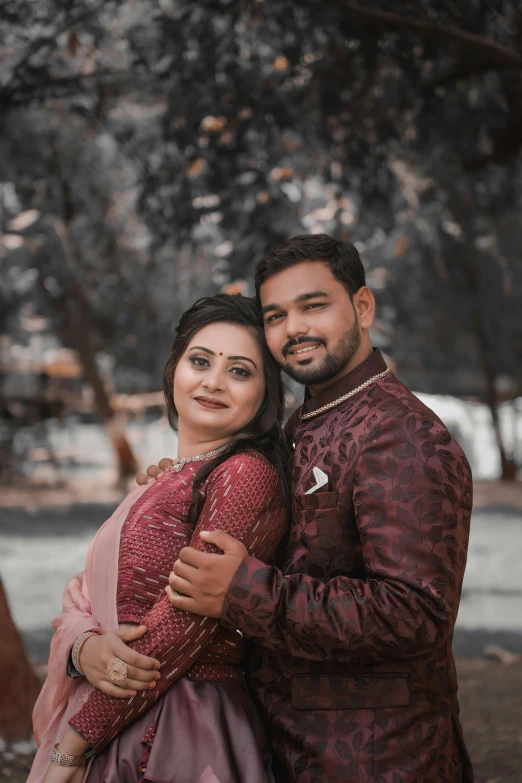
left=79, top=625, right=161, bottom=698
left=136, top=458, right=174, bottom=485
left=43, top=728, right=89, bottom=783
left=44, top=765, right=85, bottom=783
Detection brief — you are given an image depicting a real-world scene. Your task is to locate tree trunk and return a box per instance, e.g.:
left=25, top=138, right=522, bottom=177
left=456, top=243, right=516, bottom=481
left=45, top=217, right=140, bottom=481
left=471, top=310, right=517, bottom=480
left=60, top=287, right=140, bottom=480
left=0, top=578, right=41, bottom=741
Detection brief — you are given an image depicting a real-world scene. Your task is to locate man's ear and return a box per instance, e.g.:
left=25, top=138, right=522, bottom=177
left=353, top=286, right=375, bottom=330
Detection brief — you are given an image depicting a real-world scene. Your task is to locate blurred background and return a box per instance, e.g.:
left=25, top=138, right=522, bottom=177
left=1, top=1, right=522, bottom=780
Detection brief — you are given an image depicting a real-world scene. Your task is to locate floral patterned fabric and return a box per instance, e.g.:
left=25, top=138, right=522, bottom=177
left=222, top=349, right=474, bottom=783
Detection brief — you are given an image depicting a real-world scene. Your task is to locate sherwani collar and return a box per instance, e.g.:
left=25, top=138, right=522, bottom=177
left=300, top=348, right=388, bottom=417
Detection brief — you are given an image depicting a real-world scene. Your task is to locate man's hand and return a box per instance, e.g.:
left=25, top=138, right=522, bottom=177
left=136, top=458, right=174, bottom=485
left=166, top=530, right=247, bottom=619
left=79, top=624, right=160, bottom=698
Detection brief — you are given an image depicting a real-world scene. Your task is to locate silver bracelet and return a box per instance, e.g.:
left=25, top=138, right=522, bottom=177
left=50, top=743, right=87, bottom=767
left=71, top=631, right=98, bottom=676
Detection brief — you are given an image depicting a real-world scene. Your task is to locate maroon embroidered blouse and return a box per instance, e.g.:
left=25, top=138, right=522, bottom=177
left=68, top=451, right=287, bottom=751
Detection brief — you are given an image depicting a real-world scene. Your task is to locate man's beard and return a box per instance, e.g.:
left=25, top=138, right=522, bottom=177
left=281, top=320, right=361, bottom=385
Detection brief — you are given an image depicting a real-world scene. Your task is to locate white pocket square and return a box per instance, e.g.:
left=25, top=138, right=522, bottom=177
left=304, top=467, right=329, bottom=494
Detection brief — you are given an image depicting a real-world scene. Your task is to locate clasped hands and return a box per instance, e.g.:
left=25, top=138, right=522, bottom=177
left=80, top=623, right=161, bottom=698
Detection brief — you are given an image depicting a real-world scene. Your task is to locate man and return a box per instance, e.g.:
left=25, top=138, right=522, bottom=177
left=140, top=234, right=473, bottom=782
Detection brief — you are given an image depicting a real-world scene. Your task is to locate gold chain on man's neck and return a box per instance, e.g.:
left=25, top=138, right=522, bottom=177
left=299, top=369, right=390, bottom=421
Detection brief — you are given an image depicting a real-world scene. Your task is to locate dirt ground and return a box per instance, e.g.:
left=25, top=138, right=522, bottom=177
left=2, top=657, right=521, bottom=783
left=456, top=658, right=522, bottom=782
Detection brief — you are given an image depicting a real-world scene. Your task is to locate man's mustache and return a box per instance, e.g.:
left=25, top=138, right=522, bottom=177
left=282, top=336, right=326, bottom=358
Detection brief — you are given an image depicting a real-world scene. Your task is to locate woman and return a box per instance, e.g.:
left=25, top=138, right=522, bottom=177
left=29, top=294, right=290, bottom=783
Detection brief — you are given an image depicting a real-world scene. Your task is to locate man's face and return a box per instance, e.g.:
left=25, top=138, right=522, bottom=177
left=260, top=260, right=371, bottom=386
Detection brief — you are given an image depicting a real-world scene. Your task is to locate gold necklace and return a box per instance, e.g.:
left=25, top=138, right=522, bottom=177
left=299, top=368, right=390, bottom=421
left=171, top=444, right=230, bottom=473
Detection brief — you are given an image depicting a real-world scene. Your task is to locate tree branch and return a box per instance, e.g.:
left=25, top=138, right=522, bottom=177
left=333, top=1, right=522, bottom=68
left=442, top=0, right=464, bottom=28
left=0, top=66, right=169, bottom=109
left=0, top=71, right=104, bottom=108
left=402, top=1, right=429, bottom=21
left=424, top=60, right=513, bottom=90
left=8, top=1, right=110, bottom=87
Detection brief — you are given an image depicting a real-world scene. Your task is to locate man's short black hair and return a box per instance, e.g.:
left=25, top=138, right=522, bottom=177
left=254, top=233, right=366, bottom=301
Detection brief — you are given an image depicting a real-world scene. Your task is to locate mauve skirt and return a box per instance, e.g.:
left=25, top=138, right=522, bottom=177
left=85, top=678, right=274, bottom=783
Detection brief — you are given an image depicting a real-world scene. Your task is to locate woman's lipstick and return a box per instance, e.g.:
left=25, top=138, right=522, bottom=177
left=194, top=396, right=229, bottom=410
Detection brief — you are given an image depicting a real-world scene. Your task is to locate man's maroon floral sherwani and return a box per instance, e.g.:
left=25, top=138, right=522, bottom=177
left=222, top=349, right=473, bottom=783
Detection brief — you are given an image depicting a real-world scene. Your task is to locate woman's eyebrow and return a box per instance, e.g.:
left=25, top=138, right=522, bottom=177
left=189, top=345, right=214, bottom=355
left=228, top=355, right=257, bottom=369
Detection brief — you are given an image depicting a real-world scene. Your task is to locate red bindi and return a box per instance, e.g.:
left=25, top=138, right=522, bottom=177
left=219, top=352, right=223, bottom=356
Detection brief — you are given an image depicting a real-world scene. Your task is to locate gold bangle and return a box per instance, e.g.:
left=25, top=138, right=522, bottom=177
left=50, top=743, right=87, bottom=767
left=71, top=631, right=98, bottom=676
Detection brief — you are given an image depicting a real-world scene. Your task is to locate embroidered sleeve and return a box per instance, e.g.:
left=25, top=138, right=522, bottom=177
left=222, top=413, right=472, bottom=662
left=68, top=453, right=287, bottom=751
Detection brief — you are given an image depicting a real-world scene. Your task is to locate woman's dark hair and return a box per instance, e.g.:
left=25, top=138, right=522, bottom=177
left=163, top=293, right=291, bottom=524
left=254, top=233, right=366, bottom=301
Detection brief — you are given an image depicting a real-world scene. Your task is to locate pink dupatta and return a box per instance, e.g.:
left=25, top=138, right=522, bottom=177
left=28, top=485, right=150, bottom=783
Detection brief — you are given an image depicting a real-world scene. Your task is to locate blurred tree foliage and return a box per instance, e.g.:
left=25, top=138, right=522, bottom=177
left=1, top=0, right=522, bottom=475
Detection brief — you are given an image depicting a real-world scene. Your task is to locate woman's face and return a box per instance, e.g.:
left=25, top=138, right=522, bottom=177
left=173, top=322, right=266, bottom=441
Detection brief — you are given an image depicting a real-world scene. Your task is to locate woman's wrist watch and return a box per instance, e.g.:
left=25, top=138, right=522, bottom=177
left=49, top=743, right=87, bottom=767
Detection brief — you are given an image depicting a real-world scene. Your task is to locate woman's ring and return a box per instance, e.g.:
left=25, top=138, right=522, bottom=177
left=106, top=657, right=128, bottom=684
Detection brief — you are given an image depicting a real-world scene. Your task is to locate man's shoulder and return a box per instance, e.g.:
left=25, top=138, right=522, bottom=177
left=370, top=374, right=444, bottom=424
left=367, top=375, right=469, bottom=459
